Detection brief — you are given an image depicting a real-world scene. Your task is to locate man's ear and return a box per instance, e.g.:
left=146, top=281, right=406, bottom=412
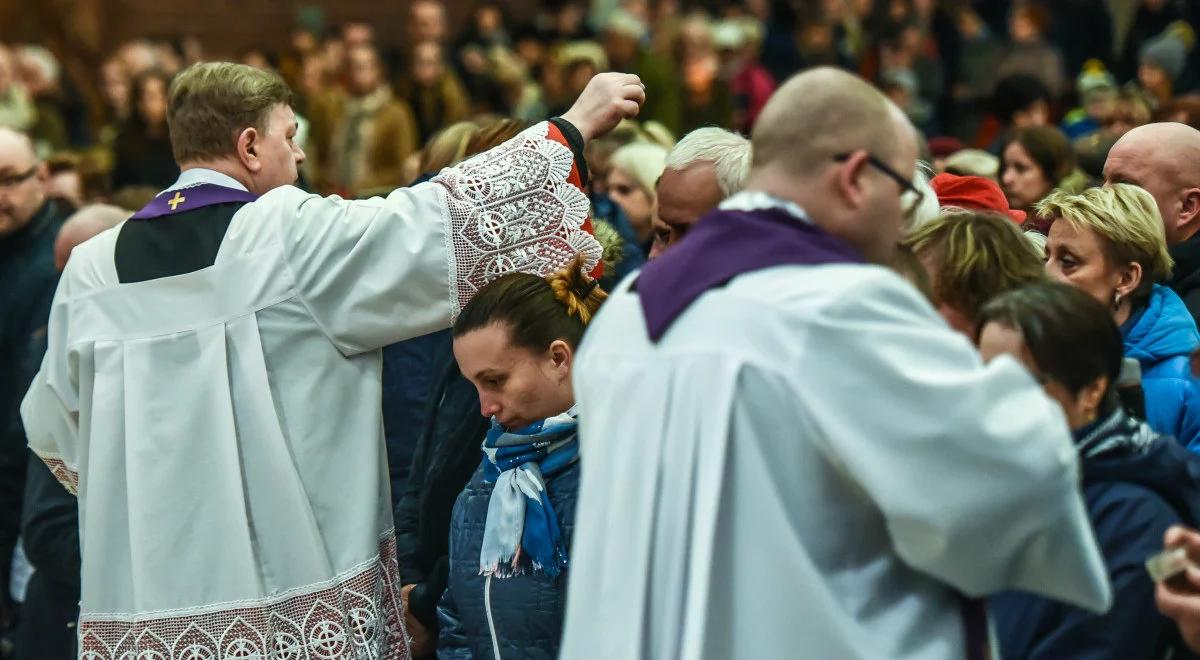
left=236, top=127, right=262, bottom=173
left=834, top=150, right=870, bottom=210
left=1179, top=187, right=1200, bottom=238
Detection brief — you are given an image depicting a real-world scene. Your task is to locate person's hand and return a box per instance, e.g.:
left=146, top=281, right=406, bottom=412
left=560, top=73, right=646, bottom=141
left=1155, top=526, right=1200, bottom=652
left=401, top=584, right=435, bottom=657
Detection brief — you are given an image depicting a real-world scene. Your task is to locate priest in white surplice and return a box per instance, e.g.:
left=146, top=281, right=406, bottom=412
left=561, top=68, right=1111, bottom=660
left=20, top=62, right=644, bottom=660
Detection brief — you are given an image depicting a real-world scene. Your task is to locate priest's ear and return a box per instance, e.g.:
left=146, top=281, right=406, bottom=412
left=833, top=149, right=870, bottom=209
left=235, top=126, right=263, bottom=173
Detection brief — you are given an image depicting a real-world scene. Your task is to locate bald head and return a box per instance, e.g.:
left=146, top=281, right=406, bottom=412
left=1104, top=122, right=1200, bottom=245
left=747, top=67, right=918, bottom=264
left=54, top=204, right=129, bottom=271
left=752, top=67, right=906, bottom=176
left=0, top=127, right=35, bottom=161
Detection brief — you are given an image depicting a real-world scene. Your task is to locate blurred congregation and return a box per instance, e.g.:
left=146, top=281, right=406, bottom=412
left=0, top=0, right=1198, bottom=206
left=10, top=1, right=1200, bottom=659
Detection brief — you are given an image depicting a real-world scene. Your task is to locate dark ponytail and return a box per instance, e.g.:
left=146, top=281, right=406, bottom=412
left=453, top=254, right=607, bottom=351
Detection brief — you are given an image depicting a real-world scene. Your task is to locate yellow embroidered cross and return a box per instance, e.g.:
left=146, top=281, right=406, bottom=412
left=167, top=191, right=186, bottom=211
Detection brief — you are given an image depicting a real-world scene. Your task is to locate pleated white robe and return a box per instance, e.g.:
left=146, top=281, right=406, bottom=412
left=21, top=122, right=600, bottom=660
left=563, top=251, right=1111, bottom=659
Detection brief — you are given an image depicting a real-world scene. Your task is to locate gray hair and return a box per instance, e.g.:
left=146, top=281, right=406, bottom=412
left=907, top=163, right=940, bottom=230
left=664, top=127, right=752, bottom=197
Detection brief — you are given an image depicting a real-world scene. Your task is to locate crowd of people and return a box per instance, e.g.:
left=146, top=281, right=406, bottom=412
left=7, top=1, right=1200, bottom=659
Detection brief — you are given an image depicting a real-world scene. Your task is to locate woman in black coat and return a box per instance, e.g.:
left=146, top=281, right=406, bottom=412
left=111, top=69, right=179, bottom=191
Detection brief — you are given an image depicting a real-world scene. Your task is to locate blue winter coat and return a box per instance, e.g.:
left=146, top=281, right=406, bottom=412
left=991, top=415, right=1200, bottom=659
left=1123, top=285, right=1200, bottom=451
left=437, top=456, right=580, bottom=660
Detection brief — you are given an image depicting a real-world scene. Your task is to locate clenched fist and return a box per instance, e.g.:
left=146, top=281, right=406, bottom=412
left=561, top=73, right=646, bottom=141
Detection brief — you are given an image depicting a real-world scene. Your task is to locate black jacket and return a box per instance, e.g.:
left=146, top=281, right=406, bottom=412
left=393, top=350, right=490, bottom=635
left=1169, top=233, right=1200, bottom=324
left=15, top=453, right=78, bottom=660
left=993, top=414, right=1200, bottom=659
left=0, top=199, right=67, bottom=612
left=111, top=122, right=179, bottom=190
left=382, top=329, right=452, bottom=507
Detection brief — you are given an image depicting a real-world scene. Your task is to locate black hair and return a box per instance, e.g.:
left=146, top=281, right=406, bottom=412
left=992, top=74, right=1052, bottom=124
left=129, top=68, right=173, bottom=129
left=977, top=282, right=1123, bottom=402
left=1002, top=125, right=1076, bottom=183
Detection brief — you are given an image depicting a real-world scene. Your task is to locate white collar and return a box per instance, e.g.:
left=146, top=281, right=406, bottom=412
left=718, top=191, right=810, bottom=223
left=166, top=168, right=249, bottom=193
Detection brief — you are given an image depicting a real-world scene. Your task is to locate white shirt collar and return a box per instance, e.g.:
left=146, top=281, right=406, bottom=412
left=166, top=168, right=249, bottom=193
left=718, top=191, right=810, bottom=223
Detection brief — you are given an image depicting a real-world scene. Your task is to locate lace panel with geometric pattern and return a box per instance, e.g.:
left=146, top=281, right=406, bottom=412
left=432, top=121, right=602, bottom=317
left=78, top=536, right=409, bottom=660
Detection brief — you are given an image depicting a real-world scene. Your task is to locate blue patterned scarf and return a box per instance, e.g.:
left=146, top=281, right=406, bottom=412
left=479, top=407, right=579, bottom=578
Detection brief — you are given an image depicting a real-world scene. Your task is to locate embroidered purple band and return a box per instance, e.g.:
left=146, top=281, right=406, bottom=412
left=637, top=206, right=864, bottom=342
left=130, top=183, right=259, bottom=220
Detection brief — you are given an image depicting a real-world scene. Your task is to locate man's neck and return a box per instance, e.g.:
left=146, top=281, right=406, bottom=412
left=742, top=171, right=828, bottom=221
left=179, top=160, right=255, bottom=193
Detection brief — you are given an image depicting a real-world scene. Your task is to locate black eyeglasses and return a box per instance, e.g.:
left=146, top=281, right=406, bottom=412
left=0, top=165, right=38, bottom=189
left=834, top=152, right=924, bottom=222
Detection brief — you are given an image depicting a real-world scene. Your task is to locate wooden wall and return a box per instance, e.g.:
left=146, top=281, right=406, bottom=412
left=0, top=0, right=543, bottom=55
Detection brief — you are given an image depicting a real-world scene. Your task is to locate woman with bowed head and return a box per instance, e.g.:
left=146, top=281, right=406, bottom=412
left=1040, top=184, right=1200, bottom=451
left=979, top=282, right=1200, bottom=659
left=437, top=255, right=606, bottom=660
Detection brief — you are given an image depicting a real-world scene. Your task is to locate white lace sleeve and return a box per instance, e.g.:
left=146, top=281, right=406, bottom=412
left=432, top=121, right=603, bottom=316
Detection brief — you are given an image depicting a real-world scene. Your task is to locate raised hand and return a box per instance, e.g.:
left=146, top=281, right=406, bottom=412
left=561, top=73, right=646, bottom=142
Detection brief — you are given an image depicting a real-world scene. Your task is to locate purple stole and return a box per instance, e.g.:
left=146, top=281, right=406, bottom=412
left=636, top=205, right=864, bottom=341
left=130, top=183, right=259, bottom=221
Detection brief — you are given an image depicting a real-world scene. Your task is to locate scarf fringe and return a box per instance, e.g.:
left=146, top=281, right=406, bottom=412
left=479, top=546, right=568, bottom=579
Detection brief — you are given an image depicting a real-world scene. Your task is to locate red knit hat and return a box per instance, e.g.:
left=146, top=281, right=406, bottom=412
left=930, top=173, right=1027, bottom=224
left=928, top=136, right=965, bottom=159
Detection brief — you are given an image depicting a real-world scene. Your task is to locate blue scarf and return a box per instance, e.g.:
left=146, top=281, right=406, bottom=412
left=479, top=407, right=579, bottom=578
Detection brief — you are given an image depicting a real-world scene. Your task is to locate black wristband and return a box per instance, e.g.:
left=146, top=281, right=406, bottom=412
left=548, top=117, right=590, bottom=189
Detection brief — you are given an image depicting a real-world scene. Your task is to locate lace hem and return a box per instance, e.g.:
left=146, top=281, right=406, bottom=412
left=78, top=536, right=409, bottom=660
left=432, top=121, right=602, bottom=317
left=40, top=455, right=78, bottom=495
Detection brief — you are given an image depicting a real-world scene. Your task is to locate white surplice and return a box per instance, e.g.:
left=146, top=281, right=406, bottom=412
left=20, top=122, right=599, bottom=660
left=560, top=195, right=1111, bottom=660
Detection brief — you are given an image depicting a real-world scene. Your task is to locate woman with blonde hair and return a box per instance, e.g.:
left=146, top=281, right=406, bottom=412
left=1041, top=183, right=1200, bottom=449
left=607, top=141, right=669, bottom=250
left=437, top=255, right=605, bottom=658
left=901, top=210, right=1046, bottom=339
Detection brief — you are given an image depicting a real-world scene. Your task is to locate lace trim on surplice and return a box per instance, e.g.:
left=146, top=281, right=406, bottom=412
left=432, top=121, right=602, bottom=317
left=78, top=536, right=409, bottom=660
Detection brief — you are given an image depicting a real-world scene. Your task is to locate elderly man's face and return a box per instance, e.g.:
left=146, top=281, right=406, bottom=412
left=649, top=162, right=724, bottom=258
left=0, top=134, right=46, bottom=238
